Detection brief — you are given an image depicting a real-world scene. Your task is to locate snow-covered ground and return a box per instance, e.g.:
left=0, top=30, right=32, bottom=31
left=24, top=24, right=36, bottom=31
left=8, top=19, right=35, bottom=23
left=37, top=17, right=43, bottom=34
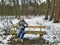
left=0, top=15, right=60, bottom=45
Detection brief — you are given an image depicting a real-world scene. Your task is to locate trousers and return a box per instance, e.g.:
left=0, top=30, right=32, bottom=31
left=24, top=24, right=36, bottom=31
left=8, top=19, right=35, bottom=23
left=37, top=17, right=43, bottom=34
left=18, top=28, right=25, bottom=39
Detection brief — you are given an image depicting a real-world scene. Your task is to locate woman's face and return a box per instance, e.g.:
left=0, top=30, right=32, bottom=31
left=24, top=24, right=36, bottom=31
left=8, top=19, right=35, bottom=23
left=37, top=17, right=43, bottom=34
left=20, top=18, right=24, bottom=21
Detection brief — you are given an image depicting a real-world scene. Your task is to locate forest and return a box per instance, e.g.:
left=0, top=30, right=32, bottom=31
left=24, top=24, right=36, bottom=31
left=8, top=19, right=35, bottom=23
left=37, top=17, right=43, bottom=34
left=0, top=0, right=60, bottom=23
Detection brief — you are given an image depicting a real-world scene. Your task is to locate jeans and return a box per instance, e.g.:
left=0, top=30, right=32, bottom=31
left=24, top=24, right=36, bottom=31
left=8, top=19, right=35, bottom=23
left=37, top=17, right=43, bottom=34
left=18, top=28, right=25, bottom=39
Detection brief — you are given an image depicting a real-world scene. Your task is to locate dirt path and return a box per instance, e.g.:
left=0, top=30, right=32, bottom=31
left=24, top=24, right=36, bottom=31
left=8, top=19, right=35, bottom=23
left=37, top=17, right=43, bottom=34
left=8, top=38, right=46, bottom=45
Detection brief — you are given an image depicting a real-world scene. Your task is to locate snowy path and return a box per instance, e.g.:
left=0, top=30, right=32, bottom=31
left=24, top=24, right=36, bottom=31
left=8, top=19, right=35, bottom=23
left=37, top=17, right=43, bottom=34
left=0, top=16, right=60, bottom=45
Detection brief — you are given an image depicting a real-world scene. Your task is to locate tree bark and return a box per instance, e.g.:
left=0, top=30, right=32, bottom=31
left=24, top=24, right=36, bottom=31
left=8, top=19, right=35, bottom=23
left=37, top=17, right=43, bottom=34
left=49, top=0, right=55, bottom=21
left=44, top=0, right=50, bottom=20
left=53, top=0, right=60, bottom=23
left=1, top=0, right=4, bottom=6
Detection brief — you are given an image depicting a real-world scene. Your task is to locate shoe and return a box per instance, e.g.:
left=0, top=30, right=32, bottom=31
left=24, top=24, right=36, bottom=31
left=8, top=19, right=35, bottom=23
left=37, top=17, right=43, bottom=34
left=14, top=38, right=20, bottom=42
left=20, top=39, right=23, bottom=43
left=17, top=38, right=21, bottom=41
left=14, top=39, right=18, bottom=42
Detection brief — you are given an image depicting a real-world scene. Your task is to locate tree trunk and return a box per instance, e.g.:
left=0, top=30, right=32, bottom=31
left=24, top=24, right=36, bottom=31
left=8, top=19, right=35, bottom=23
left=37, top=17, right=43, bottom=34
left=1, top=0, right=4, bottom=6
left=16, top=0, right=19, bottom=5
left=12, top=0, right=16, bottom=5
left=49, top=0, right=55, bottom=21
left=12, top=0, right=16, bottom=16
left=16, top=0, right=20, bottom=18
left=53, top=0, right=60, bottom=23
left=1, top=0, right=4, bottom=15
left=44, top=0, right=50, bottom=20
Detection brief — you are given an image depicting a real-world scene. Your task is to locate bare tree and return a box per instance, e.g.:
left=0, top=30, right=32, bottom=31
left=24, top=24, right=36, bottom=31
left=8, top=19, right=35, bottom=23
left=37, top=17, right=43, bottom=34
left=53, top=0, right=60, bottom=23
left=1, top=0, right=4, bottom=6
left=44, top=0, right=50, bottom=20
left=9, top=0, right=13, bottom=6
left=49, top=0, right=55, bottom=21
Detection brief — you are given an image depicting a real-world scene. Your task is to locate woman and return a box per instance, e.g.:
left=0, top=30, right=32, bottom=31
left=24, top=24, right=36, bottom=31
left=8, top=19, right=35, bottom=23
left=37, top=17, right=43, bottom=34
left=17, top=18, right=28, bottom=42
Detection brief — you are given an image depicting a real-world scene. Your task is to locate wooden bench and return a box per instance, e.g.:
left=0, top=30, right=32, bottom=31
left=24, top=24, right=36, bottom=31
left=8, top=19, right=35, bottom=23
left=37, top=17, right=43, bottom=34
left=8, top=26, right=47, bottom=45
left=8, top=26, right=46, bottom=35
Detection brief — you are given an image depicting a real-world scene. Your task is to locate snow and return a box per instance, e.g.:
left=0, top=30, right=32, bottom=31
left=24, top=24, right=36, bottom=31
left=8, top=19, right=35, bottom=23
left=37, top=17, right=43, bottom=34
left=0, top=15, right=60, bottom=44
left=24, top=34, right=40, bottom=40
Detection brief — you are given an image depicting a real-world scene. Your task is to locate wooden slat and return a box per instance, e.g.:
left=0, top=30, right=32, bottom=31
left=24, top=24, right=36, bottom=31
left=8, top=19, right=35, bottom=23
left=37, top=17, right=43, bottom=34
left=8, top=26, right=46, bottom=35
left=11, top=26, right=46, bottom=28
left=7, top=31, right=47, bottom=35
left=28, top=26, right=46, bottom=28
left=7, top=31, right=16, bottom=35
left=26, top=31, right=47, bottom=34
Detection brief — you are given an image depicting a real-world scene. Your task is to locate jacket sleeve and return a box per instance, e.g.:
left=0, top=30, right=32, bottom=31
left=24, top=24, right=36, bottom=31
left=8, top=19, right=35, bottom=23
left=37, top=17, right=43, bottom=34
left=24, top=20, right=28, bottom=27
